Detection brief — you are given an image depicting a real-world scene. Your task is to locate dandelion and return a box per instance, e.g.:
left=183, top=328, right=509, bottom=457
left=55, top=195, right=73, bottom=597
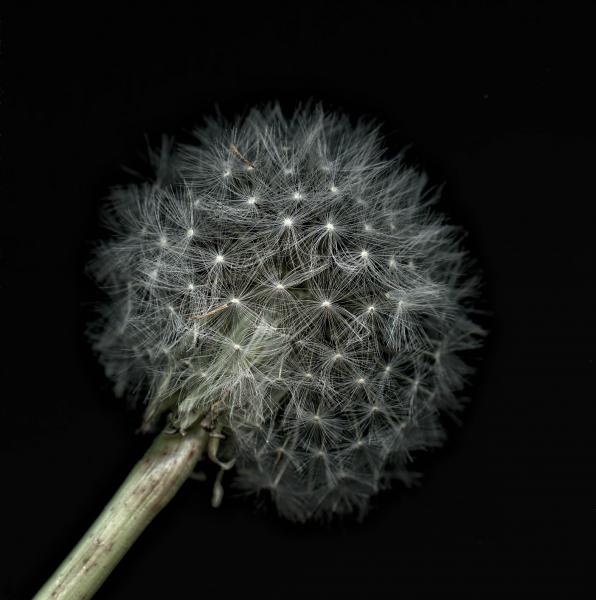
left=34, top=102, right=485, bottom=600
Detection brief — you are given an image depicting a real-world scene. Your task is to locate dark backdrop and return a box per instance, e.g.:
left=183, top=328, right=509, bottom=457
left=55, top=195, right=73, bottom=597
left=2, top=2, right=594, bottom=598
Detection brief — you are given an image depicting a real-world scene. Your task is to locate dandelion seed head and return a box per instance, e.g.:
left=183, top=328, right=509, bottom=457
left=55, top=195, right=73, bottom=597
left=89, top=102, right=486, bottom=523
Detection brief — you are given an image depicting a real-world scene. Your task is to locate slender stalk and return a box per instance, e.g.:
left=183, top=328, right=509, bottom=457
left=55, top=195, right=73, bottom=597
left=33, top=424, right=210, bottom=600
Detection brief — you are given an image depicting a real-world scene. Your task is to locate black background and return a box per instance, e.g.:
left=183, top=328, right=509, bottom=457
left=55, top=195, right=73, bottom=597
left=2, top=2, right=594, bottom=598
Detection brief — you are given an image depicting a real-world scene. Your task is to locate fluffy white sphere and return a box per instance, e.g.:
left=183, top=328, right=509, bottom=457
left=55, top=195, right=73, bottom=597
left=90, top=103, right=485, bottom=521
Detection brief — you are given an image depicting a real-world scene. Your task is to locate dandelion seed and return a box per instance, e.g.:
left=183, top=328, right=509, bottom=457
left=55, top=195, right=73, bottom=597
left=283, top=218, right=293, bottom=227
left=186, top=228, right=195, bottom=238
left=229, top=143, right=255, bottom=169
left=189, top=303, right=230, bottom=320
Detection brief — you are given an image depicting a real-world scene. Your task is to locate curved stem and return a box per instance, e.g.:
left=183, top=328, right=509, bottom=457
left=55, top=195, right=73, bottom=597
left=33, top=424, right=210, bottom=600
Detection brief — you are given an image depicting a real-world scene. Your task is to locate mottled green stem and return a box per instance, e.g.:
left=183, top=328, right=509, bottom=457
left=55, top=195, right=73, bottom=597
left=33, top=424, right=210, bottom=600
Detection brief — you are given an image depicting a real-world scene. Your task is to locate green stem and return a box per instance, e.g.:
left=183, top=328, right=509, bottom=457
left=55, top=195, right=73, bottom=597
left=33, top=424, right=210, bottom=600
